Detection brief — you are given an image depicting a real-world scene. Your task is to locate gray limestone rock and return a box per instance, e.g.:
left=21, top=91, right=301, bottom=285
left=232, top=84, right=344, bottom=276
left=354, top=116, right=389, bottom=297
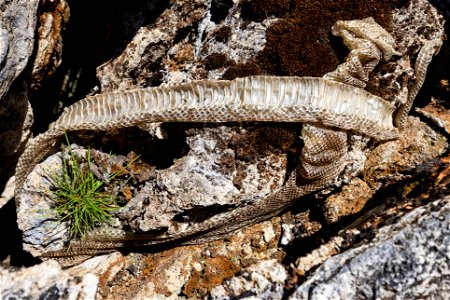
left=0, top=0, right=38, bottom=202
left=290, top=197, right=450, bottom=300
left=0, top=0, right=39, bottom=98
left=0, top=260, right=98, bottom=299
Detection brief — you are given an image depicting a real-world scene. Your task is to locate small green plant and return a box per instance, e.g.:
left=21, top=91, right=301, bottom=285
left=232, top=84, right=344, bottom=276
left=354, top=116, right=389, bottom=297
left=49, top=134, right=136, bottom=242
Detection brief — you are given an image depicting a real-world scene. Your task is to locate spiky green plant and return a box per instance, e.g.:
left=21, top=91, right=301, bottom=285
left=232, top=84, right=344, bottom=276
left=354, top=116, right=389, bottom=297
left=49, top=134, right=133, bottom=242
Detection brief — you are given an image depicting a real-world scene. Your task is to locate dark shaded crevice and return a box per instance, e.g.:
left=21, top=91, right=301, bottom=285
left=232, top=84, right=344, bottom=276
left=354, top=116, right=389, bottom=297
left=0, top=199, right=41, bottom=267
left=240, top=0, right=293, bottom=22
left=411, top=24, right=450, bottom=110
left=60, top=123, right=190, bottom=170
left=29, top=0, right=170, bottom=135
left=173, top=204, right=238, bottom=223
left=174, top=23, right=200, bottom=44
left=428, top=0, right=450, bottom=18
left=210, top=0, right=233, bottom=23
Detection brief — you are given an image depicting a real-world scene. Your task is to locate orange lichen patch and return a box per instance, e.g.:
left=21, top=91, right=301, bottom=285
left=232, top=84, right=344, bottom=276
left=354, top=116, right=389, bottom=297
left=183, top=256, right=240, bottom=298
left=322, top=178, right=375, bottom=224
left=181, top=218, right=283, bottom=297
left=416, top=98, right=450, bottom=134
left=32, top=0, right=70, bottom=88
left=173, top=44, right=195, bottom=64
left=120, top=185, right=133, bottom=201
left=165, top=44, right=197, bottom=73
left=363, top=117, right=447, bottom=188
left=435, top=154, right=450, bottom=187
left=116, top=151, right=156, bottom=183
left=95, top=254, right=127, bottom=297
left=144, top=246, right=202, bottom=297
left=439, top=79, right=449, bottom=92
left=100, top=254, right=154, bottom=300
left=97, top=217, right=284, bottom=298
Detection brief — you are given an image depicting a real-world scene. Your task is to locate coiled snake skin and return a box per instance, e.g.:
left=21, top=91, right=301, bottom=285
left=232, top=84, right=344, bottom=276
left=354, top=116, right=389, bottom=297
left=14, top=18, right=441, bottom=261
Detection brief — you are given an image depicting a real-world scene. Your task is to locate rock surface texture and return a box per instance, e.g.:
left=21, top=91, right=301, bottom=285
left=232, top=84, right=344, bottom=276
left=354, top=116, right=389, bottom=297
left=0, top=260, right=98, bottom=299
left=0, top=0, right=39, bottom=206
left=291, top=197, right=450, bottom=299
left=1, top=0, right=449, bottom=299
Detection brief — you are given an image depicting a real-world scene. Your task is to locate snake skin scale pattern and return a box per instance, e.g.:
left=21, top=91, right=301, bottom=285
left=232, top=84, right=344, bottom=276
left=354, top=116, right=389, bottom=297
left=15, top=76, right=398, bottom=195
left=14, top=17, right=443, bottom=262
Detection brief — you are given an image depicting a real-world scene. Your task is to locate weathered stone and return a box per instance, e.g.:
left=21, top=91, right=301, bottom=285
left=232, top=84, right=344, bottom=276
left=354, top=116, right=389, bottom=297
left=18, top=124, right=293, bottom=257
left=417, top=99, right=450, bottom=135
left=363, top=116, right=447, bottom=188
left=366, top=0, right=445, bottom=105
left=87, top=219, right=283, bottom=299
left=96, top=0, right=281, bottom=91
left=0, top=0, right=39, bottom=98
left=294, top=236, right=344, bottom=277
left=209, top=259, right=288, bottom=300
left=0, top=0, right=39, bottom=204
left=10, top=0, right=450, bottom=299
left=118, top=125, right=292, bottom=233
left=0, top=260, right=98, bottom=299
left=31, top=0, right=70, bottom=89
left=322, top=116, right=447, bottom=224
left=290, top=197, right=450, bottom=300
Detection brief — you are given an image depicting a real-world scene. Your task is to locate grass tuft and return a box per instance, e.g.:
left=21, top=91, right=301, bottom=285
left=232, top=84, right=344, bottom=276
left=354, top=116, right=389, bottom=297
left=49, top=134, right=133, bottom=242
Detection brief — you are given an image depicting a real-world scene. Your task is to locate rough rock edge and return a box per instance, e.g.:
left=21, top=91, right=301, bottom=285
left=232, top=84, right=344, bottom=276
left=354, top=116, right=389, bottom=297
left=290, top=197, right=450, bottom=299
left=0, top=260, right=98, bottom=299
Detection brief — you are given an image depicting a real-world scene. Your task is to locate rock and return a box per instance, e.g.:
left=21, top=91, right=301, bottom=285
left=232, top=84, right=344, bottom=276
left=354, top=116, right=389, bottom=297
left=293, top=236, right=345, bottom=277
left=82, top=219, right=283, bottom=299
left=0, top=260, right=98, bottom=299
left=0, top=0, right=39, bottom=98
left=290, top=197, right=450, bottom=299
left=417, top=99, right=450, bottom=135
left=31, top=0, right=70, bottom=89
left=0, top=0, right=39, bottom=201
left=0, top=175, right=15, bottom=208
left=18, top=125, right=294, bottom=257
left=10, top=0, right=450, bottom=298
left=363, top=116, right=447, bottom=188
left=367, top=0, right=445, bottom=105
left=321, top=116, right=447, bottom=224
left=209, top=259, right=288, bottom=300
left=118, top=124, right=293, bottom=233
left=96, top=0, right=278, bottom=91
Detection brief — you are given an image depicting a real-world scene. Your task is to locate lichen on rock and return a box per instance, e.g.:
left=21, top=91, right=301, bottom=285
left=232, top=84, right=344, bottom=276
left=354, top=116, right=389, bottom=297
left=6, top=0, right=450, bottom=298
